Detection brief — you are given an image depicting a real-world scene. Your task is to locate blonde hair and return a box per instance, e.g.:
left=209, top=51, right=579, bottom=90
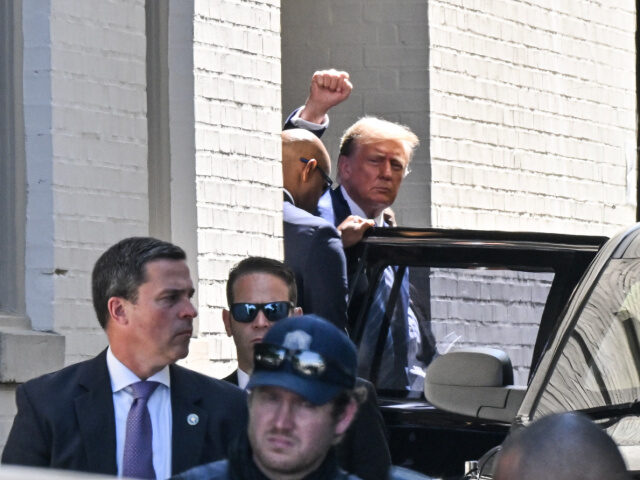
left=338, top=117, right=419, bottom=162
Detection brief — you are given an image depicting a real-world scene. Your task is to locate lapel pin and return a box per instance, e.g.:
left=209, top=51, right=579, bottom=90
left=187, top=413, right=199, bottom=426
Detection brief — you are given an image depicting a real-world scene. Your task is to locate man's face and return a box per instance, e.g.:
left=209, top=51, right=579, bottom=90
left=117, top=259, right=196, bottom=375
left=339, top=139, right=409, bottom=218
left=223, top=273, right=295, bottom=372
left=248, top=386, right=348, bottom=478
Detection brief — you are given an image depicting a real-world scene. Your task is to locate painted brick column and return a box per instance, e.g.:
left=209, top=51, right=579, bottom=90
left=184, top=0, right=283, bottom=377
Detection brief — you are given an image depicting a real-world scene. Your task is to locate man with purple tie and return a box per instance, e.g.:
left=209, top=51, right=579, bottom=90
left=2, top=237, right=247, bottom=478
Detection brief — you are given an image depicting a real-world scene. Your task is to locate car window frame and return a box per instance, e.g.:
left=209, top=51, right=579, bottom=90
left=349, top=230, right=605, bottom=398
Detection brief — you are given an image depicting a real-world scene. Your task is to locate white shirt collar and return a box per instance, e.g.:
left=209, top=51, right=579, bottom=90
left=237, top=368, right=250, bottom=390
left=106, top=346, right=171, bottom=393
left=340, top=185, right=385, bottom=226
left=283, top=188, right=295, bottom=205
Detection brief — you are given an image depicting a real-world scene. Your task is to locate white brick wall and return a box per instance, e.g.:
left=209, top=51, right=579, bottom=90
left=282, top=1, right=636, bottom=235
left=282, top=0, right=431, bottom=227
left=429, top=0, right=637, bottom=235
left=23, top=0, right=148, bottom=365
left=185, top=0, right=283, bottom=377
left=281, top=0, right=637, bottom=393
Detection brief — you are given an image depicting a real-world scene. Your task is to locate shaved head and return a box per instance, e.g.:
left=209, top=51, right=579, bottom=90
left=494, top=413, right=630, bottom=480
left=282, top=128, right=331, bottom=172
left=281, top=129, right=332, bottom=213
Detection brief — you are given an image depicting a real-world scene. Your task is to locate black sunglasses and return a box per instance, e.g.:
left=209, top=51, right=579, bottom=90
left=300, top=157, right=333, bottom=193
left=253, top=342, right=353, bottom=386
left=229, top=301, right=293, bottom=323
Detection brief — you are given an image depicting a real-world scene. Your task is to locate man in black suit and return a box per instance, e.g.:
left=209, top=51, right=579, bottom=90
left=287, top=82, right=433, bottom=390
left=221, top=256, right=391, bottom=480
left=2, top=237, right=247, bottom=478
left=319, top=117, right=429, bottom=390
left=281, top=128, right=350, bottom=328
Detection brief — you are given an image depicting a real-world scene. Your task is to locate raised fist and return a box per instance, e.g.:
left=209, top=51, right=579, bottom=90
left=299, top=69, right=353, bottom=124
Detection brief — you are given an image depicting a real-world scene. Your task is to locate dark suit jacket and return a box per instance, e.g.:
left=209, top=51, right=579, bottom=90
left=223, top=370, right=391, bottom=480
left=283, top=107, right=326, bottom=138
left=317, top=187, right=374, bottom=327
left=1, top=349, right=248, bottom=476
left=283, top=198, right=348, bottom=329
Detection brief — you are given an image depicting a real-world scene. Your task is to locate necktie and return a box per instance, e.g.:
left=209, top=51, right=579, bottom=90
left=122, top=381, right=160, bottom=479
left=358, top=266, right=409, bottom=389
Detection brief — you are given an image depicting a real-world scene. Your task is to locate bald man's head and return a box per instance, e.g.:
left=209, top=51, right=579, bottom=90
left=281, top=129, right=332, bottom=213
left=494, top=413, right=630, bottom=480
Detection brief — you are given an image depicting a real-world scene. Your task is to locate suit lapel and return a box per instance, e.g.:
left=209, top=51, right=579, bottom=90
left=170, top=365, right=209, bottom=475
left=330, top=187, right=352, bottom=226
left=75, top=350, right=118, bottom=475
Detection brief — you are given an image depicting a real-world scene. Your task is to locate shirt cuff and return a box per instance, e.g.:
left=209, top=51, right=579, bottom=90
left=290, top=106, right=329, bottom=131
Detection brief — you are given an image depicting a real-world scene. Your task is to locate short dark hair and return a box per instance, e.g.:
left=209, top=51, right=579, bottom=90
left=331, top=385, right=367, bottom=421
left=226, top=257, right=297, bottom=306
left=92, top=237, right=186, bottom=328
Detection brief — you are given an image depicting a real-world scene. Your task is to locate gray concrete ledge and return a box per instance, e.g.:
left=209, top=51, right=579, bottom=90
left=0, top=318, right=64, bottom=383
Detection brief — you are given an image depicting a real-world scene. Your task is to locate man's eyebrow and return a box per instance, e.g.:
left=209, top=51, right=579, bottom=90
left=160, top=287, right=195, bottom=297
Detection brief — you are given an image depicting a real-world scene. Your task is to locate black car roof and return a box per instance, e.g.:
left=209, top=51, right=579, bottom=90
left=355, top=227, right=607, bottom=274
left=361, top=227, right=607, bottom=252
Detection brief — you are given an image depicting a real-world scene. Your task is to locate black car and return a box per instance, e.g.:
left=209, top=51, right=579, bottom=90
left=422, top=223, right=640, bottom=479
left=347, top=227, right=609, bottom=479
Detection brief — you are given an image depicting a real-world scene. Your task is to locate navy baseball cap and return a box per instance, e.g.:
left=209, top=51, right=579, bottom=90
left=247, top=314, right=357, bottom=405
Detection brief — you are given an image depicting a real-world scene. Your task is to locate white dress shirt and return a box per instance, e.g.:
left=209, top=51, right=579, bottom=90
left=289, top=106, right=329, bottom=133
left=107, top=347, right=172, bottom=480
left=340, top=185, right=384, bottom=226
left=283, top=188, right=295, bottom=205
left=237, top=368, right=250, bottom=390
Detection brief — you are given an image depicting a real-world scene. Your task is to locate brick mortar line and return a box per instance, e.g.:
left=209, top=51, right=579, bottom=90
left=194, top=72, right=280, bottom=86
left=431, top=185, right=627, bottom=204
left=431, top=159, right=626, bottom=181
left=429, top=43, right=635, bottom=88
left=430, top=110, right=633, bottom=145
left=430, top=114, right=633, bottom=150
left=193, top=43, right=280, bottom=62
left=432, top=205, right=626, bottom=219
left=429, top=139, right=630, bottom=166
left=49, top=15, right=145, bottom=34
left=429, top=0, right=635, bottom=40
left=430, top=78, right=635, bottom=119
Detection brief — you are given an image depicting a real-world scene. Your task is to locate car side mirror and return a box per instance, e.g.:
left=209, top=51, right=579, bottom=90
left=424, top=347, right=526, bottom=423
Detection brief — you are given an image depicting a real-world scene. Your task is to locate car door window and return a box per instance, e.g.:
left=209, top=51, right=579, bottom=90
left=533, top=258, right=640, bottom=469
left=356, top=265, right=554, bottom=394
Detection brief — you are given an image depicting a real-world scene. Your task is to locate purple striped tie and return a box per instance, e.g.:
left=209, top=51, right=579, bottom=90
left=122, top=381, right=160, bottom=479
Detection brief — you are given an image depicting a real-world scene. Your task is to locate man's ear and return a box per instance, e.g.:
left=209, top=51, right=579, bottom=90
left=292, top=306, right=303, bottom=317
left=107, top=297, right=129, bottom=326
left=222, top=309, right=233, bottom=337
left=300, top=158, right=317, bottom=183
left=334, top=398, right=359, bottom=438
left=337, top=155, right=350, bottom=181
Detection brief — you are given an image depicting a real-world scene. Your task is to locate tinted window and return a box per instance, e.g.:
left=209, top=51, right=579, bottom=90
left=533, top=258, right=640, bottom=469
left=535, top=259, right=640, bottom=417
left=357, top=265, right=554, bottom=393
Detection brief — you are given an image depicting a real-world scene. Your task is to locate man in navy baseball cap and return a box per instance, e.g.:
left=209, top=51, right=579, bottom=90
left=175, top=314, right=363, bottom=480
left=247, top=314, right=357, bottom=405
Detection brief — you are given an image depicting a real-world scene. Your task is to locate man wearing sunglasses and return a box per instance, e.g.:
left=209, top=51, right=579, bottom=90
left=222, top=257, right=301, bottom=389
left=281, top=128, right=349, bottom=329
left=176, top=315, right=364, bottom=480
left=221, top=257, right=391, bottom=480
